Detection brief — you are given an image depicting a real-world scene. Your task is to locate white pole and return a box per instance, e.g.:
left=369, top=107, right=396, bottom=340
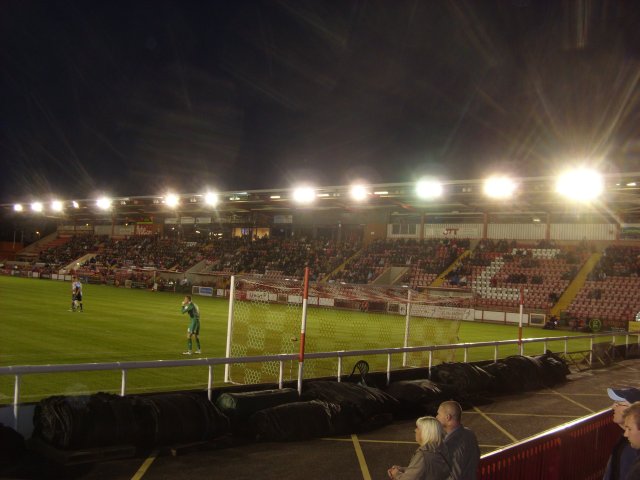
left=297, top=267, right=310, bottom=395
left=207, top=365, right=213, bottom=401
left=402, top=289, right=412, bottom=367
left=224, top=275, right=236, bottom=383
left=13, top=375, right=20, bottom=430
left=518, top=287, right=524, bottom=355
left=120, top=369, right=127, bottom=396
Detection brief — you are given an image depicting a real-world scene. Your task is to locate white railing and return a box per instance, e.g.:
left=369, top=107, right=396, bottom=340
left=1, top=332, right=637, bottom=430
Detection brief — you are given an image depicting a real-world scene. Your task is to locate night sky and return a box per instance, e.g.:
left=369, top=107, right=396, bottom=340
left=1, top=0, right=640, bottom=202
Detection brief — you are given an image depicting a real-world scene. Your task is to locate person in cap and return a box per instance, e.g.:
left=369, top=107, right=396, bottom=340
left=622, top=402, right=640, bottom=480
left=604, top=387, right=640, bottom=480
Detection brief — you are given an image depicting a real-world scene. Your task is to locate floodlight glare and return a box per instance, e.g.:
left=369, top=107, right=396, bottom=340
left=483, top=176, right=517, bottom=199
left=51, top=200, right=63, bottom=212
left=350, top=185, right=369, bottom=201
left=72, top=201, right=80, bottom=208
left=31, top=202, right=43, bottom=212
left=555, top=168, right=603, bottom=202
left=204, top=192, right=218, bottom=206
left=96, top=197, right=111, bottom=210
left=13, top=204, right=23, bottom=212
left=415, top=179, right=443, bottom=199
left=165, top=193, right=179, bottom=208
left=292, top=186, right=315, bottom=204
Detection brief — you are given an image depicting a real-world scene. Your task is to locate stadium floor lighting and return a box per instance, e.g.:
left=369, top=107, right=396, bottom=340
left=51, top=200, right=63, bottom=212
left=72, top=201, right=79, bottom=208
left=13, top=204, right=23, bottom=212
left=415, top=179, right=443, bottom=199
left=555, top=168, right=603, bottom=201
left=31, top=202, right=43, bottom=212
left=483, top=176, right=517, bottom=199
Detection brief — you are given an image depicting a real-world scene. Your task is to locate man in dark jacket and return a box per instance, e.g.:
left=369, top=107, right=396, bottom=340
left=436, top=401, right=480, bottom=480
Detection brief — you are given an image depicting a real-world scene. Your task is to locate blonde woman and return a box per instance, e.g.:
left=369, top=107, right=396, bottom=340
left=388, top=416, right=452, bottom=480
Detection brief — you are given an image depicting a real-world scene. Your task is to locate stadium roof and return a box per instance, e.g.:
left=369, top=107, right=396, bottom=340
left=2, top=172, right=640, bottom=224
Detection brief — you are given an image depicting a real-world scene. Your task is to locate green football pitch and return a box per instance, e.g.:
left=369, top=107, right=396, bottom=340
left=0, top=276, right=590, bottom=404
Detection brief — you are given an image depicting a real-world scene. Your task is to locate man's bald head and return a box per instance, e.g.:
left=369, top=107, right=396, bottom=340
left=436, top=400, right=463, bottom=433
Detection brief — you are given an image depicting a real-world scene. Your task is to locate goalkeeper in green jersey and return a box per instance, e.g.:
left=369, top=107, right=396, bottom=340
left=181, top=295, right=201, bottom=355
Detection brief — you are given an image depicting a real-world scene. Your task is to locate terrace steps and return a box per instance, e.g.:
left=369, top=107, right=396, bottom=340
left=551, top=252, right=601, bottom=317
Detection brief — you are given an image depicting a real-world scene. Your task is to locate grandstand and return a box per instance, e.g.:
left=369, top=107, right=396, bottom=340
left=1, top=173, right=640, bottom=479
left=1, top=174, right=640, bottom=330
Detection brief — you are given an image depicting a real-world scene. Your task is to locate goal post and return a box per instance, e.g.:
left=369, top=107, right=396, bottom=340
left=224, top=276, right=474, bottom=385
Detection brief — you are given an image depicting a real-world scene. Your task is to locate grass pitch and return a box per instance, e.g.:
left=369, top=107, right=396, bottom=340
left=0, top=276, right=591, bottom=404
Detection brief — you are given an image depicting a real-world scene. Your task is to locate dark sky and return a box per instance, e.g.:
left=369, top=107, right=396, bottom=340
left=1, top=0, right=640, bottom=202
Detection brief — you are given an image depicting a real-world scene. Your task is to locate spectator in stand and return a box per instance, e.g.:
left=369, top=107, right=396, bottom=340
left=387, top=416, right=451, bottom=480
left=622, top=402, right=640, bottom=479
left=603, top=387, right=640, bottom=480
left=436, top=400, right=480, bottom=480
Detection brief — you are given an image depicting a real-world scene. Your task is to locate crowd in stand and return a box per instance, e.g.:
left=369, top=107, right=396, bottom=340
left=332, top=239, right=469, bottom=284
left=38, top=235, right=106, bottom=267
left=7, top=233, right=640, bottom=325
left=91, top=237, right=206, bottom=271
left=567, top=245, right=640, bottom=328
left=589, top=245, right=640, bottom=280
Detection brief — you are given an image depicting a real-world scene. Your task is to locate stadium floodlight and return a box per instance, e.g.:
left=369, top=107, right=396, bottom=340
left=204, top=192, right=218, bottom=207
left=72, top=200, right=79, bottom=208
left=165, top=193, right=179, bottom=208
left=96, top=197, right=112, bottom=210
left=415, top=179, right=443, bottom=199
left=292, top=186, right=315, bottom=204
left=13, top=204, right=23, bottom=212
left=483, top=176, right=517, bottom=199
left=555, top=168, right=603, bottom=202
left=31, top=202, right=43, bottom=212
left=51, top=200, right=63, bottom=212
left=350, top=184, right=369, bottom=201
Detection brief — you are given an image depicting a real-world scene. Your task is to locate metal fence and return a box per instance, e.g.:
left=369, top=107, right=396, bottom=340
left=2, top=331, right=637, bottom=431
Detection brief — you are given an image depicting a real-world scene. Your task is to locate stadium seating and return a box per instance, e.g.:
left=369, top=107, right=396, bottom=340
left=566, top=245, right=640, bottom=328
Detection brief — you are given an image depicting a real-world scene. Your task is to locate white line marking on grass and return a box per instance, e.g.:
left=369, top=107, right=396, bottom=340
left=473, top=406, right=518, bottom=443
left=131, top=451, right=157, bottom=480
left=351, top=434, right=372, bottom=480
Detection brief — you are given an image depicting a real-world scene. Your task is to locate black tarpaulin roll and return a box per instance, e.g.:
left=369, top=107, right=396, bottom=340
left=300, top=381, right=398, bottom=431
left=215, top=388, right=299, bottom=422
left=33, top=393, right=138, bottom=449
left=137, top=392, right=230, bottom=447
left=385, top=379, right=452, bottom=416
left=429, top=362, right=494, bottom=395
left=247, top=400, right=337, bottom=441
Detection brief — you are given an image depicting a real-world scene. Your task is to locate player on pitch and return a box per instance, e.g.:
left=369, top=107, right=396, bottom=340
left=181, top=295, right=201, bottom=355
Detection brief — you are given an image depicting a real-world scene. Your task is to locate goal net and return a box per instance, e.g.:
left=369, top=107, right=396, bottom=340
left=225, top=275, right=474, bottom=384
